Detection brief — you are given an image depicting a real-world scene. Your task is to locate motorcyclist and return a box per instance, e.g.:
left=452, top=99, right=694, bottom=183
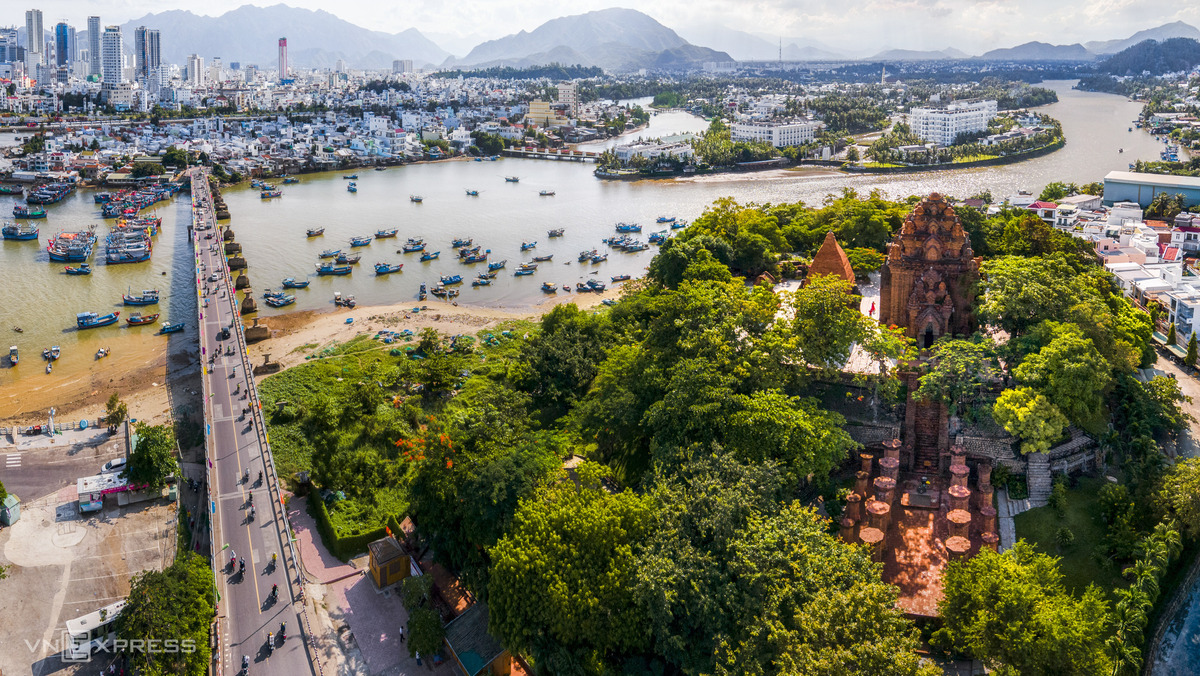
left=267, top=632, right=274, bottom=653
left=279, top=621, right=286, bottom=639
left=250, top=506, right=255, bottom=520
left=239, top=558, right=245, bottom=573
left=242, top=655, right=249, bottom=671
left=271, top=583, right=278, bottom=598
left=258, top=470, right=263, bottom=484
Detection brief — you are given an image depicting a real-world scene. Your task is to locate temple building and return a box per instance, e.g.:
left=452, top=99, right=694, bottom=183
left=804, top=231, right=858, bottom=291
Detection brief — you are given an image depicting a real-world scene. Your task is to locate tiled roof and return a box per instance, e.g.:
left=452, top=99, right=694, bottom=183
left=1028, top=201, right=1058, bottom=209
left=444, top=602, right=505, bottom=676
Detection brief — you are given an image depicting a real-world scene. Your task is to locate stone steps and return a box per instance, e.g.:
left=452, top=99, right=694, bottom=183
left=1026, top=452, right=1052, bottom=501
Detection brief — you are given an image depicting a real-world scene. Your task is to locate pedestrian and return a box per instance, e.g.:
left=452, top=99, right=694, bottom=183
left=869, top=301, right=876, bottom=317
left=399, top=625, right=405, bottom=642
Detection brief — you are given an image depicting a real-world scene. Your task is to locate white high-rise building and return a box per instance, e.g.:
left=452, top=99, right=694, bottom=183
left=187, top=54, right=205, bottom=87
left=731, top=119, right=819, bottom=147
left=87, top=16, right=100, bottom=77
left=100, top=25, right=123, bottom=83
left=24, top=10, right=44, bottom=72
left=208, top=57, right=222, bottom=84
left=392, top=59, right=413, bottom=74
left=277, top=37, right=288, bottom=80
left=908, top=100, right=998, bottom=147
left=557, top=82, right=579, bottom=116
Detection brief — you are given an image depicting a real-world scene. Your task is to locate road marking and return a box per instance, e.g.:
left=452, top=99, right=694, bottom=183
left=6, top=453, right=21, bottom=468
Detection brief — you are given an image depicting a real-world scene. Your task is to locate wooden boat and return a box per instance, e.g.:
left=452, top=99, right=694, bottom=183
left=13, top=205, right=47, bottom=218
left=317, top=263, right=353, bottom=276
left=343, top=174, right=358, bottom=179
left=65, top=263, right=92, bottom=275
left=260, top=190, right=282, bottom=199
left=375, top=229, right=398, bottom=238
left=440, top=274, right=463, bottom=285
left=2, top=222, right=39, bottom=240
left=504, top=176, right=520, bottom=183
left=350, top=235, right=373, bottom=247
left=265, top=294, right=296, bottom=308
left=401, top=242, right=426, bottom=253
left=307, top=228, right=325, bottom=237
left=160, top=322, right=185, bottom=334
left=532, top=255, right=553, bottom=262
left=521, top=241, right=537, bottom=251
left=542, top=282, right=557, bottom=292
left=335, top=252, right=361, bottom=264
left=472, top=278, right=492, bottom=287
left=375, top=262, right=404, bottom=275
left=420, top=251, right=441, bottom=261
left=282, top=278, right=310, bottom=288
left=548, top=228, right=564, bottom=237
left=123, top=289, right=160, bottom=306
left=43, top=345, right=61, bottom=360
left=126, top=313, right=160, bottom=326
left=465, top=189, right=479, bottom=196
left=656, top=216, right=676, bottom=223
left=96, top=347, right=109, bottom=359
left=410, top=195, right=423, bottom=203
left=451, top=237, right=473, bottom=248
left=539, top=190, right=555, bottom=196
left=611, top=275, right=632, bottom=282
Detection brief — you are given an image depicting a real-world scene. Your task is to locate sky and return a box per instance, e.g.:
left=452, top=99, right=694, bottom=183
left=6, top=0, right=1200, bottom=54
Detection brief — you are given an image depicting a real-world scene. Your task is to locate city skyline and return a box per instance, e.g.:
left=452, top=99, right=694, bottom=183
left=1, top=1, right=1199, bottom=55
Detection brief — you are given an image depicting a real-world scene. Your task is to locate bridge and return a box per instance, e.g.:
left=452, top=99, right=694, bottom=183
left=188, top=168, right=320, bottom=676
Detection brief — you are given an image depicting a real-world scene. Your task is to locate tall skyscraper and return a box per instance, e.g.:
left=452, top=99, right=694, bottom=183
left=24, top=10, right=44, bottom=70
left=54, top=22, right=69, bottom=67
left=68, top=25, right=76, bottom=62
left=87, top=16, right=100, bottom=77
left=132, top=26, right=160, bottom=79
left=100, top=25, right=123, bottom=83
left=278, top=37, right=288, bottom=80
left=0, top=28, right=18, bottom=64
left=187, top=54, right=205, bottom=87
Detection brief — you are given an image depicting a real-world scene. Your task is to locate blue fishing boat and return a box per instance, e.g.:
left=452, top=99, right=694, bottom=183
left=347, top=183, right=358, bottom=193
left=319, top=249, right=341, bottom=258
left=514, top=269, right=535, bottom=276
left=265, top=294, right=296, bottom=308
left=611, top=275, right=631, bottom=282
left=350, top=235, right=373, bottom=247
left=160, top=322, right=185, bottom=334
left=283, top=177, right=300, bottom=184
left=548, top=228, right=564, bottom=237
left=649, top=232, right=667, bottom=244
left=375, top=229, right=398, bottom=238
left=64, top=263, right=92, bottom=275
left=462, top=253, right=489, bottom=264
left=488, top=259, right=507, bottom=271
left=542, top=282, right=557, bottom=292
left=505, top=176, right=520, bottom=183
left=123, top=289, right=160, bottom=306
left=375, top=262, right=404, bottom=275
left=307, top=228, right=325, bottom=237
left=335, top=252, right=361, bottom=264
left=615, top=222, right=641, bottom=233
left=316, top=262, right=353, bottom=276
left=420, top=251, right=440, bottom=261
left=282, top=278, right=310, bottom=289
left=13, top=205, right=47, bottom=219
left=451, top=237, right=472, bottom=248
left=670, top=220, right=688, bottom=230
left=465, top=189, right=479, bottom=196
left=410, top=195, right=423, bottom=203
left=532, top=254, right=553, bottom=262
left=402, top=241, right=426, bottom=253
left=2, top=222, right=39, bottom=240
left=591, top=253, right=609, bottom=263
left=521, top=241, right=537, bottom=251
left=472, top=278, right=492, bottom=286
left=260, top=190, right=282, bottom=199
left=656, top=216, right=676, bottom=223
left=93, top=192, right=113, bottom=203
left=419, top=283, right=427, bottom=300
left=343, top=174, right=358, bottom=179
left=77, top=311, right=120, bottom=329
left=440, top=274, right=463, bottom=285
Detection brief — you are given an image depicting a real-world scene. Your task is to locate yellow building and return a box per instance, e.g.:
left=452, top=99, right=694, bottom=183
left=526, top=100, right=569, bottom=128
left=367, top=535, right=409, bottom=589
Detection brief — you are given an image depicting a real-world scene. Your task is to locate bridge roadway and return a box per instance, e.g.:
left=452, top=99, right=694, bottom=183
left=189, top=168, right=319, bottom=676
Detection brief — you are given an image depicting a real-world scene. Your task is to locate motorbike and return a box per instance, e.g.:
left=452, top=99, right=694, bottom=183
left=279, top=622, right=286, bottom=640
left=266, top=633, right=274, bottom=655
left=242, top=655, right=249, bottom=672
left=271, top=584, right=278, bottom=600
left=239, top=558, right=245, bottom=573
left=249, top=506, right=255, bottom=520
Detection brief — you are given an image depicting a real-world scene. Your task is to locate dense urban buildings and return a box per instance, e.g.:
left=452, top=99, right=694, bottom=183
left=909, top=99, right=998, bottom=146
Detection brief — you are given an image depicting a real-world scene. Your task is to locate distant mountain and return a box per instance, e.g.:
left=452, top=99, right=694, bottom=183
left=677, top=25, right=781, bottom=61
left=979, top=41, right=1092, bottom=61
left=867, top=48, right=965, bottom=61
left=1097, top=37, right=1200, bottom=76
left=781, top=44, right=846, bottom=61
left=447, top=8, right=729, bottom=71
left=1084, top=21, right=1200, bottom=55
left=120, top=3, right=448, bottom=70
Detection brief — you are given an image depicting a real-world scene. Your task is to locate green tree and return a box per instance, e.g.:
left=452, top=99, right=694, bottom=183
left=844, top=247, right=885, bottom=277
left=1014, top=323, right=1113, bottom=426
left=915, top=338, right=998, bottom=415
left=1156, top=459, right=1200, bottom=539
left=725, top=389, right=858, bottom=484
left=993, top=387, right=1069, bottom=454
left=104, top=392, right=128, bottom=429
left=488, top=462, right=655, bottom=670
left=1039, top=181, right=1077, bottom=202
left=399, top=575, right=445, bottom=658
left=845, top=146, right=860, bottom=162
left=934, top=541, right=1111, bottom=675
left=1188, top=332, right=1197, bottom=368
left=128, top=423, right=179, bottom=490
left=1167, top=322, right=1177, bottom=346
left=977, top=256, right=1092, bottom=335
left=514, top=303, right=610, bottom=417
left=116, top=553, right=214, bottom=676
left=789, top=274, right=869, bottom=370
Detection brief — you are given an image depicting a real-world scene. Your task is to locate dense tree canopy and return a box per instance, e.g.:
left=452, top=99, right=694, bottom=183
left=117, top=553, right=214, bottom=676
left=128, top=423, right=178, bottom=490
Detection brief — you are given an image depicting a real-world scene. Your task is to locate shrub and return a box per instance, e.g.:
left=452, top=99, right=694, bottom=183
left=1055, top=526, right=1075, bottom=548
left=1049, top=476, right=1068, bottom=516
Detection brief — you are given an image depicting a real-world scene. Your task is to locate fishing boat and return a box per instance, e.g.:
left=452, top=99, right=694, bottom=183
left=46, top=363, right=51, bottom=374
left=451, top=237, right=473, bottom=248
left=410, top=195, right=423, bottom=203
left=8, top=346, right=17, bottom=364
left=521, top=241, right=537, bottom=251
left=539, top=190, right=556, bottom=196
left=0, top=185, right=23, bottom=196
left=615, top=222, right=641, bottom=233
left=2, top=222, right=39, bottom=240
left=335, top=252, right=361, bottom=264
left=587, top=280, right=607, bottom=292
left=123, top=289, right=160, bottom=306
left=347, top=183, right=358, bottom=193
left=375, top=166, right=388, bottom=171
left=13, top=205, right=47, bottom=219
left=576, top=282, right=591, bottom=292
left=532, top=254, right=553, bottom=262
left=591, top=253, right=609, bottom=263
left=488, top=259, right=507, bottom=271
left=319, top=249, right=342, bottom=258
left=375, top=228, right=398, bottom=238
left=307, top=228, right=325, bottom=237
left=333, top=292, right=357, bottom=308
left=96, top=347, right=109, bottom=359
left=656, top=216, right=677, bottom=223
left=611, top=274, right=631, bottom=282
left=43, top=345, right=61, bottom=360
left=260, top=190, right=282, bottom=199
left=472, top=278, right=492, bottom=287
left=126, top=313, right=159, bottom=326
left=465, top=189, right=479, bottom=196
left=343, top=174, right=358, bottom=179
left=375, top=262, right=404, bottom=275
left=504, top=176, right=520, bottom=183
left=76, top=311, right=120, bottom=329
left=514, top=268, right=535, bottom=276
left=563, top=284, right=571, bottom=292
left=419, top=283, right=427, bottom=300
left=350, top=235, right=373, bottom=247
left=648, top=232, right=667, bottom=244
left=462, top=252, right=489, bottom=264
left=431, top=284, right=448, bottom=297
left=265, top=294, right=296, bottom=308
left=670, top=220, right=688, bottom=230
left=542, top=282, right=557, bottom=292
left=282, top=278, right=310, bottom=289
left=478, top=271, right=497, bottom=280
left=421, top=251, right=441, bottom=261
left=160, top=322, right=185, bottom=334
left=579, top=250, right=598, bottom=262
left=316, top=262, right=353, bottom=276
left=440, top=274, right=463, bottom=285
left=548, top=228, right=564, bottom=237
left=283, top=177, right=300, bottom=184
left=64, top=263, right=92, bottom=275
left=518, top=262, right=538, bottom=271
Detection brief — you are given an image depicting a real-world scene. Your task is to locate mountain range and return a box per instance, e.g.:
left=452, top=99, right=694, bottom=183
left=443, top=9, right=729, bottom=71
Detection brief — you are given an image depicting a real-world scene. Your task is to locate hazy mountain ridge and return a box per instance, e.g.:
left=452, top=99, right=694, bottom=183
left=1084, top=21, right=1200, bottom=55
left=1097, top=37, right=1200, bottom=76
left=447, top=8, right=728, bottom=71
left=979, top=41, right=1092, bottom=61
left=118, top=3, right=448, bottom=70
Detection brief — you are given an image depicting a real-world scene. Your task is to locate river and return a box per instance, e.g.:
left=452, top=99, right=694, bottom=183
left=0, top=79, right=1165, bottom=410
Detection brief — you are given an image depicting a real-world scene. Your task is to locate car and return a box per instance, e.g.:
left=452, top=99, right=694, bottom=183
left=204, top=233, right=213, bottom=240
left=102, top=457, right=127, bottom=474
left=208, top=273, right=219, bottom=282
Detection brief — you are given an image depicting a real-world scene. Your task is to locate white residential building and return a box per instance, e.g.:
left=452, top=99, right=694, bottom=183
left=730, top=119, right=817, bottom=147
left=557, top=81, right=578, bottom=116
left=187, top=54, right=204, bottom=87
left=909, top=100, right=997, bottom=146
left=100, top=25, right=123, bottom=84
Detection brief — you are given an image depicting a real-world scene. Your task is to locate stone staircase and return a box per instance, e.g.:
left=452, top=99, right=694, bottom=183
left=912, top=403, right=942, bottom=472
left=1026, top=452, right=1052, bottom=504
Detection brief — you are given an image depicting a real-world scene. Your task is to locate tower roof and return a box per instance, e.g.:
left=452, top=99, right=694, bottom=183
left=808, top=231, right=856, bottom=283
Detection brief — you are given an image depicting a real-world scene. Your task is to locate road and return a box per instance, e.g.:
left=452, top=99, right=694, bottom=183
left=189, top=169, right=317, bottom=676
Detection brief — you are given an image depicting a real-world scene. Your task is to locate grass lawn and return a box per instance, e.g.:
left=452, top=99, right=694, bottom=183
left=1013, top=476, right=1125, bottom=597
left=951, top=154, right=999, bottom=163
